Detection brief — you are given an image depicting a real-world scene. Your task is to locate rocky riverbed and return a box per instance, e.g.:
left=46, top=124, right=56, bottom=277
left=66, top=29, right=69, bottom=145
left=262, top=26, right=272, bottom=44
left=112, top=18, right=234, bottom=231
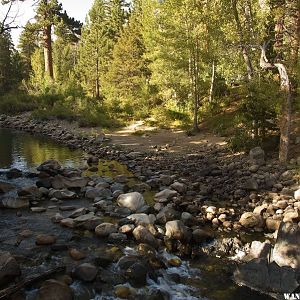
left=0, top=114, right=300, bottom=299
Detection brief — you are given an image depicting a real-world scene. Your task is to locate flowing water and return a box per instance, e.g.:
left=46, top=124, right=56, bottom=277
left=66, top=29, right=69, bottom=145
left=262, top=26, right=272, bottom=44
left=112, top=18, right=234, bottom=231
left=0, top=128, right=270, bottom=300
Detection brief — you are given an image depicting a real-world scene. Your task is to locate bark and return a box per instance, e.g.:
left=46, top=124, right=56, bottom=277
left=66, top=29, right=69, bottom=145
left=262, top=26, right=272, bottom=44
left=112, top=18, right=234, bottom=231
left=209, top=60, right=215, bottom=103
left=260, top=42, right=292, bottom=163
left=273, top=0, right=285, bottom=61
left=231, top=0, right=254, bottom=80
left=43, top=24, right=53, bottom=79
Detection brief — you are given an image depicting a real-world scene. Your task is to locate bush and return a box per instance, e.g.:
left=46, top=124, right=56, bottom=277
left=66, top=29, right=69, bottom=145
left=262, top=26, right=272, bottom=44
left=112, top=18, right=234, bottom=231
left=0, top=92, right=37, bottom=114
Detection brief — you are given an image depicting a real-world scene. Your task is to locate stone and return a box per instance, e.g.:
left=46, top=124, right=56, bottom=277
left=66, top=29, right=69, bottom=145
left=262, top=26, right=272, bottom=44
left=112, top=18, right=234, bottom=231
left=272, top=222, right=300, bottom=269
left=31, top=207, right=47, bottom=213
left=69, top=207, right=88, bottom=218
left=234, top=259, right=299, bottom=296
left=17, top=186, right=42, bottom=198
left=60, top=218, right=75, bottom=228
left=154, top=189, right=177, bottom=202
left=125, top=261, right=148, bottom=287
left=127, top=213, right=155, bottom=225
left=156, top=207, right=180, bottom=224
left=266, top=218, right=281, bottom=232
left=0, top=181, right=14, bottom=194
left=239, top=212, right=264, bottom=228
left=0, top=197, right=29, bottom=209
left=165, top=220, right=190, bottom=241
left=48, top=189, right=77, bottom=200
left=170, top=181, right=186, bottom=194
left=52, top=175, right=89, bottom=189
left=108, top=233, right=127, bottom=243
left=69, top=248, right=86, bottom=260
left=36, top=279, right=73, bottom=300
left=0, top=251, right=21, bottom=286
left=115, top=285, right=133, bottom=299
left=192, top=228, right=213, bottom=244
left=119, top=224, right=134, bottom=234
left=117, top=192, right=145, bottom=212
left=95, top=223, right=118, bottom=237
left=73, top=263, right=98, bottom=282
left=294, top=189, right=300, bottom=200
left=85, top=187, right=112, bottom=199
left=249, top=147, right=265, bottom=166
left=37, top=160, right=61, bottom=175
left=283, top=210, right=299, bottom=223
left=36, top=234, right=57, bottom=245
left=133, top=225, right=159, bottom=248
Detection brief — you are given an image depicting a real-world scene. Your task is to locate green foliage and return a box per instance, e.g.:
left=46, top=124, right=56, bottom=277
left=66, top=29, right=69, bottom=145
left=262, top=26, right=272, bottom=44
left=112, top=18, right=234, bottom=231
left=0, top=92, right=37, bottom=114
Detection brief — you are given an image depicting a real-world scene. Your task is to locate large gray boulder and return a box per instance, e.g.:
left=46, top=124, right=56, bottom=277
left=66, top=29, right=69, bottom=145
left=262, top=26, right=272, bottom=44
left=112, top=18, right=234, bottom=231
left=117, top=192, right=145, bottom=212
left=234, top=258, right=300, bottom=297
left=249, top=147, right=265, bottom=166
left=272, top=222, right=300, bottom=269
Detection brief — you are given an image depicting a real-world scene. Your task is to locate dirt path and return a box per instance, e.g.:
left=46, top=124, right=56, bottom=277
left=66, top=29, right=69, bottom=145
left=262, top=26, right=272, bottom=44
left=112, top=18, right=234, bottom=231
left=106, top=121, right=226, bottom=154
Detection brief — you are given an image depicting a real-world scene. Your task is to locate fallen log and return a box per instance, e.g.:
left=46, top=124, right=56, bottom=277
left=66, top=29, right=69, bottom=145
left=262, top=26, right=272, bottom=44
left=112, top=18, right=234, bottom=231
left=0, top=265, right=66, bottom=299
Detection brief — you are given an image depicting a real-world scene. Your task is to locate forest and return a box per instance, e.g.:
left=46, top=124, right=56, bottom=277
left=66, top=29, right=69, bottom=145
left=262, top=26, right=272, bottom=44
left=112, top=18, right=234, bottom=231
left=0, top=0, right=299, bottom=162
left=1, top=1, right=300, bottom=299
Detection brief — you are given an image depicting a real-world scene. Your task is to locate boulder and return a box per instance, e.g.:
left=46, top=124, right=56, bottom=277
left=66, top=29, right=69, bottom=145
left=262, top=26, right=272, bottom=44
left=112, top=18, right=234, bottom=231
left=249, top=147, right=265, bottom=166
left=85, top=188, right=100, bottom=199
left=36, top=234, right=57, bottom=245
left=295, top=189, right=300, bottom=201
left=165, top=220, right=190, bottom=241
left=234, top=259, right=299, bottom=297
left=170, top=181, right=186, bottom=194
left=156, top=207, right=180, bottom=224
left=73, top=263, right=98, bottom=282
left=36, top=279, right=73, bottom=300
left=17, top=186, right=42, bottom=198
left=239, top=212, right=264, bottom=228
left=0, top=252, right=21, bottom=286
left=133, top=225, right=159, bottom=248
left=127, top=213, right=156, bottom=225
left=37, top=160, right=61, bottom=175
left=272, top=222, right=300, bottom=269
left=52, top=175, right=89, bottom=189
left=154, top=189, right=177, bottom=203
left=95, top=223, right=118, bottom=237
left=117, top=192, right=145, bottom=212
left=48, top=189, right=77, bottom=200
left=0, top=197, right=29, bottom=209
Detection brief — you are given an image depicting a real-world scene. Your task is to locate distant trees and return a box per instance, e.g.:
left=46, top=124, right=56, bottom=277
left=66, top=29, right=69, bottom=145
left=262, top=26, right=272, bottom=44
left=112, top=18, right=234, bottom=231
left=3, top=0, right=300, bottom=161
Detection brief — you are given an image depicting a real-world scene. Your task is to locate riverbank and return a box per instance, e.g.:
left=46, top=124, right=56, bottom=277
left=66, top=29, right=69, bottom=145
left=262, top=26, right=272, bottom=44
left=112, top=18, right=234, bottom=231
left=1, top=114, right=300, bottom=299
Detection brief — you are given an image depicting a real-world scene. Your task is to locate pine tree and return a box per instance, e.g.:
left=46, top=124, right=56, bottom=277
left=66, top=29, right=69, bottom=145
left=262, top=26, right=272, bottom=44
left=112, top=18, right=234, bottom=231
left=106, top=7, right=149, bottom=110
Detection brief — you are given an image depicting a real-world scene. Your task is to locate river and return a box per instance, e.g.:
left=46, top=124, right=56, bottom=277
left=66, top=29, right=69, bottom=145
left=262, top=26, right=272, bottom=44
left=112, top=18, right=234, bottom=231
left=0, top=128, right=270, bottom=300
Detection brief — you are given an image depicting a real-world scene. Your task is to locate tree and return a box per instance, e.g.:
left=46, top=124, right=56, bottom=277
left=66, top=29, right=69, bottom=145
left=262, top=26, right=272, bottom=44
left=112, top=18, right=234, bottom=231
left=35, top=0, right=62, bottom=79
left=77, top=0, right=127, bottom=99
left=106, top=5, right=149, bottom=110
left=0, top=0, right=26, bottom=35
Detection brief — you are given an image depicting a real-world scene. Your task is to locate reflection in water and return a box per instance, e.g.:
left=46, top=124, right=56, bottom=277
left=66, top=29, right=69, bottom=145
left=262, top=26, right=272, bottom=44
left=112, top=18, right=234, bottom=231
left=0, top=128, right=84, bottom=171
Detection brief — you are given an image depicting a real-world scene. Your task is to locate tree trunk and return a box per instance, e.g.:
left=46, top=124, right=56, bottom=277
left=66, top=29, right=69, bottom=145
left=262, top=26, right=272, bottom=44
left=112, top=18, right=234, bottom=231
left=260, top=43, right=292, bottom=163
left=231, top=0, right=254, bottom=80
left=275, top=63, right=292, bottom=163
left=43, top=24, right=53, bottom=80
left=209, top=60, right=215, bottom=103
